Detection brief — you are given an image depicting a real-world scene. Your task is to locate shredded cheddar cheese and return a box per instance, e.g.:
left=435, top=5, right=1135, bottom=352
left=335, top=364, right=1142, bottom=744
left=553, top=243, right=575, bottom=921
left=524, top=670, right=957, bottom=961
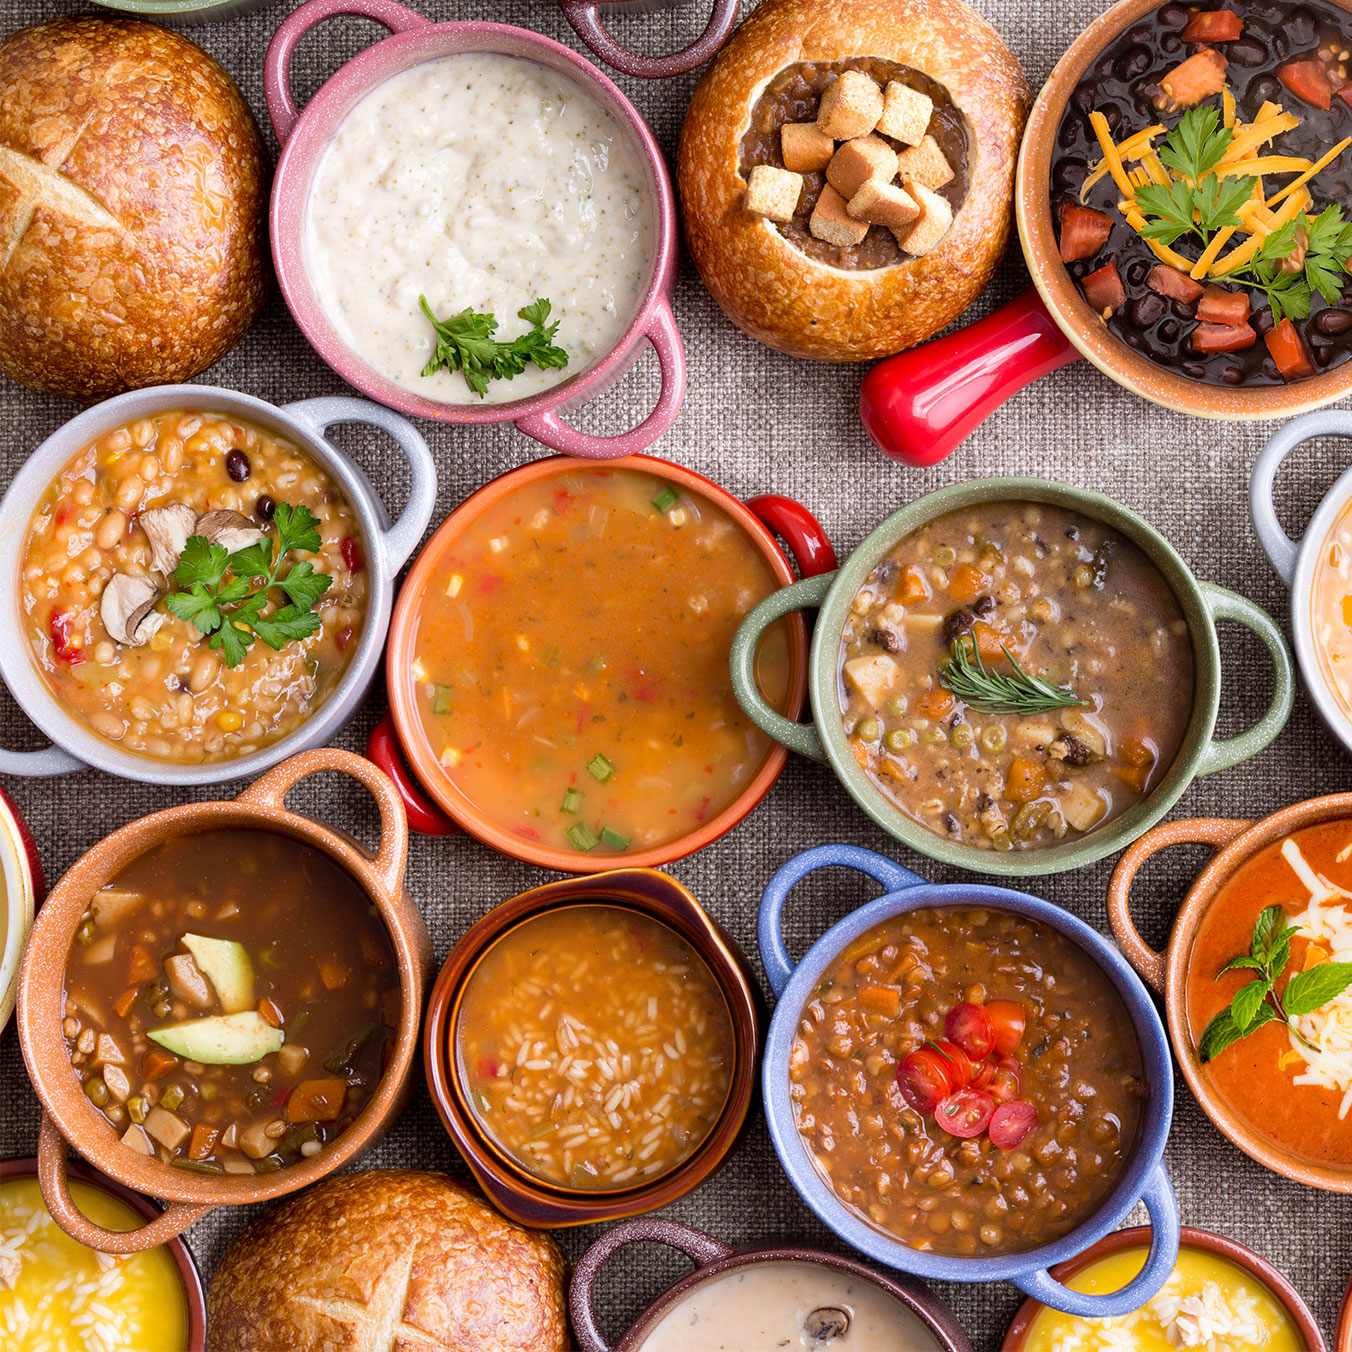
left=1222, top=86, right=1236, bottom=129
left=1267, top=136, right=1352, bottom=207
left=1089, top=110, right=1134, bottom=197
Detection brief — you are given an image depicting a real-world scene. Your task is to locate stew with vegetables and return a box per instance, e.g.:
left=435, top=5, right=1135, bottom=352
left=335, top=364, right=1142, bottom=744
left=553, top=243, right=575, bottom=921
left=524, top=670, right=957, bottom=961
left=62, top=829, right=399, bottom=1174
left=790, top=905, right=1147, bottom=1256
left=836, top=502, right=1194, bottom=852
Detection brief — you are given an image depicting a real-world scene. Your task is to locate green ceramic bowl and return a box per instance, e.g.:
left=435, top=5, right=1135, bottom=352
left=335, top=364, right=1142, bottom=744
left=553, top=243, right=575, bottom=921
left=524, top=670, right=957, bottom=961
left=730, top=478, right=1294, bottom=877
left=89, top=0, right=275, bottom=25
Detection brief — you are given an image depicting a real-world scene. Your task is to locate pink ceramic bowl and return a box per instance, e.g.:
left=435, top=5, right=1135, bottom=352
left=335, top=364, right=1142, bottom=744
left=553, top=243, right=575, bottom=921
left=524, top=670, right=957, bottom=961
left=265, top=0, right=686, bottom=459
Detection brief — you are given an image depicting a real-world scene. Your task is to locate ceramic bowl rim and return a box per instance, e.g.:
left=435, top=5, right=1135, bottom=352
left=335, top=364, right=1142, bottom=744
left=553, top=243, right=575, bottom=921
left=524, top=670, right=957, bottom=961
left=0, top=794, right=37, bottom=1033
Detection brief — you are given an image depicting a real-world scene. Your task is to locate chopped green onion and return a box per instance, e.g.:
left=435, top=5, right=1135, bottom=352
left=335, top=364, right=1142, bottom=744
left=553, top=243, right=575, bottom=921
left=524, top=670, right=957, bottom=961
left=598, top=826, right=630, bottom=851
left=587, top=753, right=615, bottom=783
left=566, top=823, right=599, bottom=851
left=159, top=1084, right=184, bottom=1111
left=170, top=1158, right=224, bottom=1174
left=652, top=486, right=678, bottom=513
left=560, top=787, right=583, bottom=814
left=432, top=684, right=453, bottom=715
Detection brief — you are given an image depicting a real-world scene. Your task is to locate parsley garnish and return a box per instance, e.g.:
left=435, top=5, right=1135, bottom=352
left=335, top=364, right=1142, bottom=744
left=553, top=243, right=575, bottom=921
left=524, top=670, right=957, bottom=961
left=164, top=504, right=333, bottom=668
left=418, top=296, right=569, bottom=397
left=1225, top=206, right=1352, bottom=323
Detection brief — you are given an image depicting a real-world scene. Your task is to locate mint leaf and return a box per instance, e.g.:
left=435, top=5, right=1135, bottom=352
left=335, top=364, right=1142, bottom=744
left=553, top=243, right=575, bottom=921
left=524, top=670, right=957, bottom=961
left=165, top=584, right=222, bottom=635
left=1198, top=1007, right=1243, bottom=1062
left=1218, top=954, right=1263, bottom=975
left=174, top=537, right=229, bottom=589
left=1252, top=905, right=1286, bottom=963
left=1231, top=978, right=1273, bottom=1033
left=1267, top=924, right=1302, bottom=981
left=1283, top=961, right=1352, bottom=1017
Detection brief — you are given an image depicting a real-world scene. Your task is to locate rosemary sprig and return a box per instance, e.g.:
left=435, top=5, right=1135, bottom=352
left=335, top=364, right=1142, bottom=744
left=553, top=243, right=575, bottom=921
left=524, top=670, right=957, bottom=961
left=937, top=636, right=1084, bottom=716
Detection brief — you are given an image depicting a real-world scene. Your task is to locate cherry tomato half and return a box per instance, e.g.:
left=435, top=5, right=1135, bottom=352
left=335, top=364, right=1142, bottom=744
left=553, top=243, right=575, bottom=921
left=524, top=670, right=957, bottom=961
left=934, top=1088, right=995, bottom=1139
left=944, top=1002, right=994, bottom=1059
left=989, top=1100, right=1038, bottom=1149
left=987, top=1056, right=1022, bottom=1105
left=897, top=1048, right=957, bottom=1113
left=985, top=999, right=1026, bottom=1056
left=930, top=1038, right=976, bottom=1088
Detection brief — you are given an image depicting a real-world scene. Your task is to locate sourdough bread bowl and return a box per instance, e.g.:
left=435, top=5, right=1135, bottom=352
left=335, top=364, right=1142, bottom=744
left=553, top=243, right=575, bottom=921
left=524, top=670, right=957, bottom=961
left=206, top=1170, right=568, bottom=1351
left=678, top=0, right=1029, bottom=361
left=0, top=18, right=265, bottom=401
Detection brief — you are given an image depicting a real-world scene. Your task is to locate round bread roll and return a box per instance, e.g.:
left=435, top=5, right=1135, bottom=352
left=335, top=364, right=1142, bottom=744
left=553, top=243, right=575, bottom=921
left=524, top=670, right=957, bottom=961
left=678, top=0, right=1029, bottom=361
left=207, top=1171, right=568, bottom=1352
left=0, top=17, right=265, bottom=401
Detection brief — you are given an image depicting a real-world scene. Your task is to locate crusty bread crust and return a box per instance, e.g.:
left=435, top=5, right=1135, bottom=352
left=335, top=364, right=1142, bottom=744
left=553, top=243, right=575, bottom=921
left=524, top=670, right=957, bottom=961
left=206, top=1170, right=568, bottom=1352
left=0, top=18, right=265, bottom=401
left=678, top=0, right=1030, bottom=361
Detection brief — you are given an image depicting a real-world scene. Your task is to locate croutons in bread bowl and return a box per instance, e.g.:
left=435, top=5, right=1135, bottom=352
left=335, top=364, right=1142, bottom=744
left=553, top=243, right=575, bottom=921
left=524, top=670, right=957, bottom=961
left=678, top=0, right=1029, bottom=361
left=0, top=18, right=265, bottom=401
left=205, top=1170, right=568, bottom=1352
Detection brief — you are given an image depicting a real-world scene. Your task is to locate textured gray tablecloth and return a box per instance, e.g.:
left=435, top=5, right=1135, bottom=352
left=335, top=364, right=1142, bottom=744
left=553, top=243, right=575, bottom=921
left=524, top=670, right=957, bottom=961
left=2, top=0, right=1351, bottom=1347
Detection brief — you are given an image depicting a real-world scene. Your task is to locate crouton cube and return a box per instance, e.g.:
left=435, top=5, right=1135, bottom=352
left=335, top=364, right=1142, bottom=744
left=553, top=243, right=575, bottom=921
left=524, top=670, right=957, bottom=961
left=847, top=179, right=921, bottom=231
left=809, top=184, right=870, bottom=247
left=894, top=135, right=954, bottom=191
left=877, top=81, right=933, bottom=146
left=816, top=70, right=884, bottom=140
left=781, top=121, right=834, bottom=172
left=826, top=135, right=898, bottom=200
left=896, top=181, right=953, bottom=256
left=744, top=164, right=804, bottom=223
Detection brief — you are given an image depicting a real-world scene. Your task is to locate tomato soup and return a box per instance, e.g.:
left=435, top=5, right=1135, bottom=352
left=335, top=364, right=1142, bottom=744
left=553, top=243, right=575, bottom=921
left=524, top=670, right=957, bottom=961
left=1312, top=502, right=1352, bottom=721
left=1187, top=819, right=1352, bottom=1170
left=410, top=468, right=793, bottom=856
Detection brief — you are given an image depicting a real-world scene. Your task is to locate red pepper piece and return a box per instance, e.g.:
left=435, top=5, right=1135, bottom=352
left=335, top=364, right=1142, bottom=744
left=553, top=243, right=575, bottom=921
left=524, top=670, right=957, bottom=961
left=1279, top=58, right=1333, bottom=110
left=49, top=609, right=85, bottom=665
left=1180, top=10, right=1243, bottom=42
left=339, top=536, right=365, bottom=573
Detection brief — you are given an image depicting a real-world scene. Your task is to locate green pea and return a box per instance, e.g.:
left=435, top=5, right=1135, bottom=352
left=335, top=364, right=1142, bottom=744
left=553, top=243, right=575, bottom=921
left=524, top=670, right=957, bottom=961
left=83, top=1077, right=110, bottom=1108
left=951, top=725, right=974, bottom=749
left=127, top=1095, right=147, bottom=1124
left=855, top=717, right=881, bottom=742
left=75, top=919, right=98, bottom=947
left=885, top=729, right=912, bottom=752
left=980, top=725, right=1008, bottom=754
left=933, top=546, right=956, bottom=567
left=920, top=726, right=945, bottom=745
left=885, top=696, right=908, bottom=719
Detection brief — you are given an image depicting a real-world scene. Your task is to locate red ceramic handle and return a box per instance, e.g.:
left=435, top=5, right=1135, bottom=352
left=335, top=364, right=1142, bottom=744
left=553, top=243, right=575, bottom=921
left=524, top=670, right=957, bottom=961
left=859, top=287, right=1082, bottom=467
left=746, top=495, right=837, bottom=579
left=366, top=713, right=459, bottom=837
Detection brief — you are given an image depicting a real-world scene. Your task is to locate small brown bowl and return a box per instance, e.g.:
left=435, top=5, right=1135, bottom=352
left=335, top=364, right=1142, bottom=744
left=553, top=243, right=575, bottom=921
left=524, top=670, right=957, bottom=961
left=1, top=1154, right=206, bottom=1350
left=1000, top=1225, right=1326, bottom=1351
left=423, top=869, right=759, bottom=1228
left=16, top=748, right=434, bottom=1253
left=570, top=1217, right=975, bottom=1352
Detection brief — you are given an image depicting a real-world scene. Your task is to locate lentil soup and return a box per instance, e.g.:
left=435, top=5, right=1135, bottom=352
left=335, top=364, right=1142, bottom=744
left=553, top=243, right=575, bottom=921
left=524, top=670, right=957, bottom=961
left=411, top=467, right=793, bottom=856
left=837, top=502, right=1194, bottom=852
left=20, top=409, right=367, bottom=764
left=790, top=906, right=1147, bottom=1257
left=455, top=904, right=734, bottom=1191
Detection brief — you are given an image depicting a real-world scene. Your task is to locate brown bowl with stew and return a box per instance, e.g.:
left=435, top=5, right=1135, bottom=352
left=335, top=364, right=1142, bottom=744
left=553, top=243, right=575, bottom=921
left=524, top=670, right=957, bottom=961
left=423, top=868, right=759, bottom=1227
left=1110, top=792, right=1352, bottom=1193
left=15, top=747, right=434, bottom=1253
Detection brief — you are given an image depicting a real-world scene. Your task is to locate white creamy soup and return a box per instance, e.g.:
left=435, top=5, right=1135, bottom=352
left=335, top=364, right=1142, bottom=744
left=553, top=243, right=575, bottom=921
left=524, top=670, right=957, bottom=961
left=305, top=53, right=655, bottom=406
left=635, top=1262, right=945, bottom=1352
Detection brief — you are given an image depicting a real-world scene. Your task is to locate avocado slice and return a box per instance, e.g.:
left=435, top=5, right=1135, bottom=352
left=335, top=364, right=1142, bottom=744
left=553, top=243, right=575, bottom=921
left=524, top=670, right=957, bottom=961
left=180, top=934, right=254, bottom=1014
left=147, top=1012, right=282, bottom=1065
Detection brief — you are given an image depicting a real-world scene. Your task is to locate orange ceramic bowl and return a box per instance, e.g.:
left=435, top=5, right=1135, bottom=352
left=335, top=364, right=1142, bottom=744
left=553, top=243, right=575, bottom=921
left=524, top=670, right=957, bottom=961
left=372, top=453, right=834, bottom=872
left=1339, top=1270, right=1351, bottom=1352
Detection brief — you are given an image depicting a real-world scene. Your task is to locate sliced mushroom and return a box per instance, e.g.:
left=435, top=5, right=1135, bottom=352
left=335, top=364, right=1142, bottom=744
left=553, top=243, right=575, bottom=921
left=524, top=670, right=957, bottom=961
left=100, top=573, right=164, bottom=647
left=804, top=1307, right=851, bottom=1342
left=140, top=502, right=198, bottom=576
left=197, top=509, right=266, bottom=555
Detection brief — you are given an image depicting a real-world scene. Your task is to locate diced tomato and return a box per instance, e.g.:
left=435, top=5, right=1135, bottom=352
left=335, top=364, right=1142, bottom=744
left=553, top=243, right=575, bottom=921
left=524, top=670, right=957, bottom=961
left=1339, top=81, right=1352, bottom=110
left=1082, top=261, right=1127, bottom=315
left=1180, top=9, right=1243, bottom=42
left=945, top=1003, right=995, bottom=1059
left=49, top=610, right=85, bottom=666
left=1196, top=285, right=1251, bottom=327
left=1158, top=49, right=1229, bottom=108
left=969, top=1059, right=996, bottom=1092
left=1279, top=58, right=1332, bottom=110
left=477, top=1057, right=502, bottom=1080
left=1190, top=321, right=1257, bottom=353
left=985, top=999, right=1026, bottom=1056
left=935, top=1088, right=996, bottom=1139
left=1117, top=763, right=1152, bottom=794
left=897, top=1048, right=959, bottom=1113
left=335, top=625, right=354, bottom=652
left=989, top=1100, right=1039, bottom=1149
left=1266, top=317, right=1317, bottom=382
left=1146, top=265, right=1205, bottom=305
left=339, top=536, right=364, bottom=573
left=1058, top=203, right=1113, bottom=263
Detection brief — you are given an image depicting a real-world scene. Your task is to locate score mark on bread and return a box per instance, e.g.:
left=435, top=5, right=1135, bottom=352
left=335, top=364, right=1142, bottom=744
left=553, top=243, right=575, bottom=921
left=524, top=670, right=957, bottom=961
left=290, top=1252, right=442, bottom=1352
left=0, top=136, right=124, bottom=269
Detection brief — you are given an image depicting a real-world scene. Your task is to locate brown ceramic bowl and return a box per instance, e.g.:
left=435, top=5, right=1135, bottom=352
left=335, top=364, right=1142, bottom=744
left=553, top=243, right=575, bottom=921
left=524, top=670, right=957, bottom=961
left=15, top=748, right=434, bottom=1254
left=569, top=1217, right=975, bottom=1352
left=1000, top=1225, right=1326, bottom=1351
left=0, top=1154, right=207, bottom=1349
left=423, top=869, right=759, bottom=1228
left=1108, top=793, right=1352, bottom=1194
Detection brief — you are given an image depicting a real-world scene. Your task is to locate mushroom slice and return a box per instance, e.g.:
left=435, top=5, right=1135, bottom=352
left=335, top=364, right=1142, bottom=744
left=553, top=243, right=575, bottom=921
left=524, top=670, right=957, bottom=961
left=140, top=503, right=199, bottom=577
left=100, top=574, right=164, bottom=647
left=197, top=509, right=266, bottom=556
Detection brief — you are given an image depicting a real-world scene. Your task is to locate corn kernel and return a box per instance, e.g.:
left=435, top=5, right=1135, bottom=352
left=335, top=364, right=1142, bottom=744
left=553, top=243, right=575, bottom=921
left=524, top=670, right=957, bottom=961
left=440, top=746, right=459, bottom=768
left=217, top=710, right=244, bottom=732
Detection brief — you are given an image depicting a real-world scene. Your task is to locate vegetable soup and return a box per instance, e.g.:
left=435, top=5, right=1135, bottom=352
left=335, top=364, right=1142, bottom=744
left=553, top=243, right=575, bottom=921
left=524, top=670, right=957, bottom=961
left=411, top=468, right=794, bottom=856
left=63, top=829, right=399, bottom=1175
left=836, top=502, right=1194, bottom=851
left=1313, top=500, right=1352, bottom=720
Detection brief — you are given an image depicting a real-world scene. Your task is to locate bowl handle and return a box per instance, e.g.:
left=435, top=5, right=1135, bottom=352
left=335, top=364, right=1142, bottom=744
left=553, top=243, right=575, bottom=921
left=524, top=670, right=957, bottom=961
left=1107, top=817, right=1252, bottom=992
left=512, top=298, right=686, bottom=459
left=365, top=713, right=460, bottom=836
left=38, top=1112, right=212, bottom=1254
left=745, top=495, right=838, bottom=579
left=0, top=743, right=85, bottom=777
left=234, top=746, right=410, bottom=895
left=1251, top=408, right=1352, bottom=585
left=1194, top=582, right=1294, bottom=778
left=859, top=287, right=1082, bottom=467
left=758, top=844, right=926, bottom=999
left=280, top=396, right=437, bottom=571
left=569, top=1217, right=733, bottom=1352
left=265, top=0, right=430, bottom=144
left=558, top=0, right=739, bottom=78
left=1013, top=1165, right=1179, bottom=1319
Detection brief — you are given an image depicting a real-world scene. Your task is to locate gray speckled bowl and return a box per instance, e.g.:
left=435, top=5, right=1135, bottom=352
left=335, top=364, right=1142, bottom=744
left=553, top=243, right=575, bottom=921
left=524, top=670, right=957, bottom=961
left=88, top=0, right=277, bottom=26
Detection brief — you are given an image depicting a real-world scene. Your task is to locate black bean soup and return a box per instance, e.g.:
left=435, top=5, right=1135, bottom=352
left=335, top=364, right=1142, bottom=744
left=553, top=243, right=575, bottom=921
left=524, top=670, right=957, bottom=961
left=1051, top=0, right=1352, bottom=386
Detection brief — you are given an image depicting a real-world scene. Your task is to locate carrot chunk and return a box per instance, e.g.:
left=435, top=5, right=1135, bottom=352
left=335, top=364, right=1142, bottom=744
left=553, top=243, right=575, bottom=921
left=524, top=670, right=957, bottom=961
left=141, top=1049, right=178, bottom=1080
left=1279, top=58, right=1332, bottom=110
left=112, top=987, right=139, bottom=1020
left=897, top=566, right=929, bottom=604
left=1007, top=757, right=1047, bottom=804
left=850, top=739, right=870, bottom=770
left=1116, top=764, right=1151, bottom=794
left=1147, top=265, right=1205, bottom=305
left=187, top=1124, right=219, bottom=1161
left=1190, top=321, right=1257, bottom=353
left=1059, top=203, right=1113, bottom=263
left=858, top=986, right=902, bottom=1017
left=1196, top=285, right=1251, bottom=326
left=916, top=689, right=955, bottom=718
left=1119, top=737, right=1156, bottom=768
left=1158, top=49, right=1229, bottom=109
left=285, top=1078, right=350, bottom=1124
left=257, top=997, right=284, bottom=1029
left=948, top=564, right=990, bottom=605
left=1181, top=10, right=1243, bottom=42
left=972, top=621, right=1013, bottom=661
left=126, top=944, right=157, bottom=985
left=1265, top=317, right=1316, bottom=381
left=1082, top=261, right=1127, bottom=314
